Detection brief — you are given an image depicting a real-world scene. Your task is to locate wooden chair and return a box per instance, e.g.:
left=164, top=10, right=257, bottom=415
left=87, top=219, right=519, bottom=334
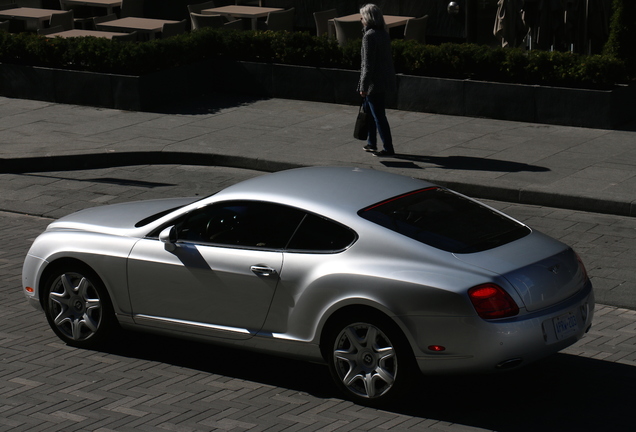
left=313, top=8, right=336, bottom=37
left=404, top=15, right=428, bottom=44
left=49, top=10, right=74, bottom=31
left=333, top=18, right=362, bottom=46
left=256, top=7, right=293, bottom=32
left=162, top=19, right=187, bottom=38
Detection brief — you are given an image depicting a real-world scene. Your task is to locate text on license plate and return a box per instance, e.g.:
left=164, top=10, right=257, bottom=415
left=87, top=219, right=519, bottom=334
left=553, top=311, right=578, bottom=340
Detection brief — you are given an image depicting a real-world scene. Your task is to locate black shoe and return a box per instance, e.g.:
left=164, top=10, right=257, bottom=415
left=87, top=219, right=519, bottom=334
left=373, top=150, right=395, bottom=157
left=363, top=145, right=377, bottom=152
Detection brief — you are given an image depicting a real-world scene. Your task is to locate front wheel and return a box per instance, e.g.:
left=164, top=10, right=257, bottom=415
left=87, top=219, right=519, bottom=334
left=43, top=264, right=117, bottom=349
left=326, top=315, right=415, bottom=405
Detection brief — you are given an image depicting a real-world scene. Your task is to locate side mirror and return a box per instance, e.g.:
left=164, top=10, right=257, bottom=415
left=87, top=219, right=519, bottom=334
left=159, top=226, right=178, bottom=252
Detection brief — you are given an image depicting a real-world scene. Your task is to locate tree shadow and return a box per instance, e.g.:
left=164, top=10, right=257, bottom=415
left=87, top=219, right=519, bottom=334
left=381, top=154, right=550, bottom=173
left=100, top=330, right=634, bottom=432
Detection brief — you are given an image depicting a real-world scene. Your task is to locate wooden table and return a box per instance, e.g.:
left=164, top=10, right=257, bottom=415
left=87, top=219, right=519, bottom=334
left=44, top=29, right=129, bottom=39
left=201, top=5, right=283, bottom=30
left=327, top=13, right=414, bottom=39
left=0, top=7, right=68, bottom=31
left=59, top=0, right=122, bottom=15
left=95, top=17, right=179, bottom=39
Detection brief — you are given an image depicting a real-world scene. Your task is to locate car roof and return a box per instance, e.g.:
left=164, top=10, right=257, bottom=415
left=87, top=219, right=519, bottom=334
left=212, top=166, right=435, bottom=219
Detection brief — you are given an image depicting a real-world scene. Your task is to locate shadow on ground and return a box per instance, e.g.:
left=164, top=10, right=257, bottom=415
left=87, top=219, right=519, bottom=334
left=382, top=155, right=550, bottom=173
left=103, top=331, right=634, bottom=432
left=150, top=93, right=266, bottom=115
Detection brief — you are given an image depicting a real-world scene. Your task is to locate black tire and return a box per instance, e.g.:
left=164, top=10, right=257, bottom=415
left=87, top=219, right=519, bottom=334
left=326, top=312, right=416, bottom=406
left=43, top=264, right=117, bottom=349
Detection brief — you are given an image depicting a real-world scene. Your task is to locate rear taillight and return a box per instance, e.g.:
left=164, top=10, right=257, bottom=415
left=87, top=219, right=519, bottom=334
left=575, top=252, right=589, bottom=281
left=468, top=284, right=519, bottom=319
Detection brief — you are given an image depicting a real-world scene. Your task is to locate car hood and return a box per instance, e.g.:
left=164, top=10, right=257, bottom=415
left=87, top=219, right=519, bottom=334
left=48, top=197, right=199, bottom=234
left=454, top=231, right=587, bottom=312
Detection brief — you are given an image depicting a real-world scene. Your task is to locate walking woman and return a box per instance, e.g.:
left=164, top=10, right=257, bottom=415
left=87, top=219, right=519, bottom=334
left=358, top=3, right=397, bottom=157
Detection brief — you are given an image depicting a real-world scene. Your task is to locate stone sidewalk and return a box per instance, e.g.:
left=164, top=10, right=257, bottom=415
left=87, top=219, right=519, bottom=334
left=0, top=95, right=635, bottom=218
left=0, top=95, right=635, bottom=430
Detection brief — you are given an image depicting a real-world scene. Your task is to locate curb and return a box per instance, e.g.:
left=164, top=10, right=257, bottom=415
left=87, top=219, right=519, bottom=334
left=2, top=151, right=634, bottom=218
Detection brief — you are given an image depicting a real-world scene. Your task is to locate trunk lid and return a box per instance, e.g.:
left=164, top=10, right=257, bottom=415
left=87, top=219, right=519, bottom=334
left=454, top=231, right=586, bottom=312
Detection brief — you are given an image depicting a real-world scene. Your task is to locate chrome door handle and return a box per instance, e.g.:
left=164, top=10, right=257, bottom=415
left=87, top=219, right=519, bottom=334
left=250, top=265, right=276, bottom=277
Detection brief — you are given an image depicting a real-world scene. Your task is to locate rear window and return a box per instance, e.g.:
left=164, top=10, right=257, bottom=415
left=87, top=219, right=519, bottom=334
left=358, top=187, right=530, bottom=253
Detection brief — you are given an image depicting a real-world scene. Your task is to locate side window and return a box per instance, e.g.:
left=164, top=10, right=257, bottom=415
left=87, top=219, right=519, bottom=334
left=176, top=201, right=304, bottom=249
left=287, top=214, right=356, bottom=253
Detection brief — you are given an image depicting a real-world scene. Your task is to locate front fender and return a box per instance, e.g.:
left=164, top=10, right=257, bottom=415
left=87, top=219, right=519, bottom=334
left=22, top=230, right=139, bottom=316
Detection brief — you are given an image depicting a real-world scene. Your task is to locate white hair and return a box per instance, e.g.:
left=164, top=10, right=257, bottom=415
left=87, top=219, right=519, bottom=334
left=359, top=4, right=386, bottom=30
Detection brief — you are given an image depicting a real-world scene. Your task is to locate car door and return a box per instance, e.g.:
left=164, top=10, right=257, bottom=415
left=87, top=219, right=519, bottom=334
left=127, top=200, right=305, bottom=340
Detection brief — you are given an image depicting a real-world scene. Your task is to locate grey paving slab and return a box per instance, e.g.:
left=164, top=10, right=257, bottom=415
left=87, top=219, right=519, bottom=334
left=0, top=95, right=635, bottom=430
left=1, top=95, right=635, bottom=217
left=0, top=197, right=634, bottom=431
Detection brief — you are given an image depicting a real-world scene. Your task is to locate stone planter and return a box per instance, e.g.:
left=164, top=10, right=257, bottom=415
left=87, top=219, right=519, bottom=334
left=0, top=59, right=633, bottom=129
left=0, top=61, right=214, bottom=111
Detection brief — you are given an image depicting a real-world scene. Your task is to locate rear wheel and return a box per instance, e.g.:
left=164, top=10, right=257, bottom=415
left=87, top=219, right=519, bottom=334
left=326, top=313, right=415, bottom=405
left=43, top=264, right=117, bottom=348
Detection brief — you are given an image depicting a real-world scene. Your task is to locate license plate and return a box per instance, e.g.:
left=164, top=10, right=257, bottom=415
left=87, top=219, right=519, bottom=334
left=553, top=311, right=578, bottom=340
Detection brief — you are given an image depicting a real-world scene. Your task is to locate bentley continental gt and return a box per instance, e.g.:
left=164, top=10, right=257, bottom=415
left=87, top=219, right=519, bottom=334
left=22, top=166, right=594, bottom=404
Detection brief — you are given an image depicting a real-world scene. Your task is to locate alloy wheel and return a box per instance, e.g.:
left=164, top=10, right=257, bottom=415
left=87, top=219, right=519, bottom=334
left=332, top=322, right=397, bottom=399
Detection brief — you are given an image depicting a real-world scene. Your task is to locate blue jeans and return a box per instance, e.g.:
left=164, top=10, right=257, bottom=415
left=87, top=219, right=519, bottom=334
left=363, top=93, right=394, bottom=153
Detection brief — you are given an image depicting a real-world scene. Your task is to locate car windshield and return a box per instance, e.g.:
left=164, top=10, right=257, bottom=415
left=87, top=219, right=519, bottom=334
left=358, top=187, right=530, bottom=253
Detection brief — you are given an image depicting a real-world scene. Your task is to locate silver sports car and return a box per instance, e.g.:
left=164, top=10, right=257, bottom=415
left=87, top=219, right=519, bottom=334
left=22, top=166, right=594, bottom=404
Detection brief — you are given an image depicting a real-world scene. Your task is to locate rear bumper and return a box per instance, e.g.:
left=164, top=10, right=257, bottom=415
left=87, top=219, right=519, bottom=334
left=406, top=281, right=594, bottom=374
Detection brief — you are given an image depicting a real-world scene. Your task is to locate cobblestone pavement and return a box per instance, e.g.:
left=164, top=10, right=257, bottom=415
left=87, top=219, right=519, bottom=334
left=1, top=165, right=634, bottom=432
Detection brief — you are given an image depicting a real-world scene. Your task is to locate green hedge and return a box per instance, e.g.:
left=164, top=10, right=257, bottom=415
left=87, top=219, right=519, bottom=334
left=0, top=27, right=629, bottom=89
left=604, top=0, right=636, bottom=74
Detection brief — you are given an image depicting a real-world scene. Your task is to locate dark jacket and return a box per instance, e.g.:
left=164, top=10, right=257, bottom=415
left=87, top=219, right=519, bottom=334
left=357, top=27, right=397, bottom=95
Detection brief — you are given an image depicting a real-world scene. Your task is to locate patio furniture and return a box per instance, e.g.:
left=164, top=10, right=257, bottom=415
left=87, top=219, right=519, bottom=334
left=201, top=5, right=282, bottom=30
left=112, top=30, right=137, bottom=40
left=96, top=16, right=180, bottom=39
left=190, top=12, right=225, bottom=30
left=161, top=19, right=186, bottom=38
left=256, top=7, right=293, bottom=32
left=49, top=9, right=74, bottom=31
left=404, top=15, right=428, bottom=44
left=333, top=17, right=361, bottom=46
left=120, top=0, right=143, bottom=18
left=0, top=7, right=68, bottom=32
left=59, top=0, right=122, bottom=29
left=41, top=28, right=131, bottom=38
left=187, top=0, right=216, bottom=14
left=222, top=18, right=243, bottom=30
left=313, top=8, right=336, bottom=37
left=38, top=24, right=64, bottom=35
left=92, top=12, right=117, bottom=26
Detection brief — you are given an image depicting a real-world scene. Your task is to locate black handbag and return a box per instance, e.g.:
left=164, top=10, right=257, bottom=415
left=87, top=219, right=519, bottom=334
left=353, top=100, right=368, bottom=140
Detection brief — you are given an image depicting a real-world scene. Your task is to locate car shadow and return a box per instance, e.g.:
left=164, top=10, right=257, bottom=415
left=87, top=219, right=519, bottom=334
left=394, top=354, right=635, bottom=431
left=102, top=331, right=634, bottom=432
left=380, top=154, right=550, bottom=173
